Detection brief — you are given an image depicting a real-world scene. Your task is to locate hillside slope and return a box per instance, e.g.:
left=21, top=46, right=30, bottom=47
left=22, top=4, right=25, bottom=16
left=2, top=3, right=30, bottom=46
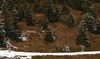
left=8, top=3, right=100, bottom=52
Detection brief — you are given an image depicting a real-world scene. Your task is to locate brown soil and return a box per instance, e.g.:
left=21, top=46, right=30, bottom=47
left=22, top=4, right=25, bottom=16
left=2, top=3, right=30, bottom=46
left=9, top=3, right=100, bottom=52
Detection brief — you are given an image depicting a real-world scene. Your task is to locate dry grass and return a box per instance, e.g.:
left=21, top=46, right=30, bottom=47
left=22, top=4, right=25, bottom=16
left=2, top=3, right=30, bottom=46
left=9, top=3, right=100, bottom=53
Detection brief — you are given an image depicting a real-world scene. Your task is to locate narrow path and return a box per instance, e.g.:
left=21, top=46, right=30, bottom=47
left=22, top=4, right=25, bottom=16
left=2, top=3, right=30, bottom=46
left=0, top=50, right=100, bottom=59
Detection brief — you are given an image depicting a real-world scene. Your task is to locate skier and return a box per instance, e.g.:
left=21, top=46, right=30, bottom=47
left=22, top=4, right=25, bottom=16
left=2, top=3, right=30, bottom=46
left=6, top=39, right=17, bottom=52
left=64, top=45, right=70, bottom=52
left=6, top=41, right=11, bottom=52
left=82, top=45, right=84, bottom=52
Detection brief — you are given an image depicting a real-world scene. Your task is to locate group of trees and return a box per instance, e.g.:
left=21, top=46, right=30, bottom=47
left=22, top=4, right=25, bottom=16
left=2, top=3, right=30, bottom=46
left=0, top=0, right=36, bottom=46
left=0, top=0, right=100, bottom=48
left=44, top=29, right=54, bottom=43
left=43, top=19, right=55, bottom=43
left=76, top=5, right=100, bottom=47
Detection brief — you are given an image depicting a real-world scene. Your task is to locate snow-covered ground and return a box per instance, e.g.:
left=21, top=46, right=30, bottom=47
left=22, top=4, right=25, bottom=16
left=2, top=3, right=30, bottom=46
left=0, top=50, right=100, bottom=59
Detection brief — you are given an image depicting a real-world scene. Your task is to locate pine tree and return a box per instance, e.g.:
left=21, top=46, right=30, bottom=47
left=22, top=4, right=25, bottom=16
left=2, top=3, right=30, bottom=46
left=62, top=5, right=70, bottom=15
left=89, top=5, right=96, bottom=18
left=81, top=0, right=93, bottom=12
left=13, top=8, right=25, bottom=22
left=0, top=21, right=6, bottom=47
left=67, top=12, right=76, bottom=28
left=44, top=26, right=54, bottom=42
left=44, top=1, right=54, bottom=22
left=3, top=19, right=21, bottom=41
left=67, top=0, right=84, bottom=10
left=2, top=3, right=9, bottom=18
left=53, top=6, right=61, bottom=22
left=25, top=13, right=36, bottom=26
left=43, top=19, right=49, bottom=30
left=85, top=16, right=96, bottom=33
left=57, top=0, right=67, bottom=4
left=33, top=0, right=40, bottom=13
left=76, top=26, right=91, bottom=47
left=44, top=1, right=60, bottom=23
left=17, top=9, right=25, bottom=22
left=6, top=0, right=14, bottom=11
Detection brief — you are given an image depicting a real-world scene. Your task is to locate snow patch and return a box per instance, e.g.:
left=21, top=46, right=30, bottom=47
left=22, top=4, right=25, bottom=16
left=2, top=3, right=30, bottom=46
left=0, top=50, right=100, bottom=59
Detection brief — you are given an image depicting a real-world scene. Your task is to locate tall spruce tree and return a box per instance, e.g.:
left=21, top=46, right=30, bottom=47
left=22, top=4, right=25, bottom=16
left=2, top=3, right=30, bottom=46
left=77, top=16, right=83, bottom=24
left=44, top=0, right=60, bottom=23
left=33, top=0, right=40, bottom=13
left=44, top=26, right=54, bottom=42
left=53, top=6, right=61, bottom=22
left=2, top=3, right=9, bottom=18
left=76, top=26, right=90, bottom=47
left=45, top=1, right=54, bottom=22
left=3, top=19, right=21, bottom=41
left=0, top=21, right=6, bottom=47
left=67, top=12, right=75, bottom=28
left=81, top=0, right=93, bottom=12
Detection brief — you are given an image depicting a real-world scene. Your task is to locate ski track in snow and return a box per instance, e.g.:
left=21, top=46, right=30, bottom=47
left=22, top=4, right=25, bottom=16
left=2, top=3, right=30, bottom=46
left=0, top=50, right=100, bottom=59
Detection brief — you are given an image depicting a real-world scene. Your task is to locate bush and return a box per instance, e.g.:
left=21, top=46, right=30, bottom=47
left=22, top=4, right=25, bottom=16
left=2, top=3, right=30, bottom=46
left=44, top=31, right=54, bottom=42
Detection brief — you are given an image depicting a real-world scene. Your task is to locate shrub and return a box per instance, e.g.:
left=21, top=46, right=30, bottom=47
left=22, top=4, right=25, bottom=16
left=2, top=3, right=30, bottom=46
left=44, top=31, right=54, bottom=42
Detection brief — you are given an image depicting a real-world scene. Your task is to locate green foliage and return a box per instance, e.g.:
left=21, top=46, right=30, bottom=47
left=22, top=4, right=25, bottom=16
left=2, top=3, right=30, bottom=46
left=43, top=19, right=49, bottom=30
left=2, top=4, right=9, bottom=18
left=66, top=13, right=76, bottom=28
left=0, top=24, right=6, bottom=47
left=57, top=0, right=67, bottom=4
left=89, top=6, right=96, bottom=18
left=76, top=26, right=91, bottom=47
left=33, top=0, right=41, bottom=13
left=85, top=16, right=96, bottom=33
left=17, top=9, right=25, bottom=22
left=81, top=0, right=93, bottom=12
left=4, top=19, right=21, bottom=41
left=44, top=1, right=61, bottom=23
left=67, top=0, right=93, bottom=12
left=25, top=13, right=36, bottom=26
left=53, top=6, right=61, bottom=22
left=67, top=0, right=83, bottom=10
left=44, top=31, right=54, bottom=42
left=77, top=16, right=83, bottom=24
left=62, top=5, right=70, bottom=15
